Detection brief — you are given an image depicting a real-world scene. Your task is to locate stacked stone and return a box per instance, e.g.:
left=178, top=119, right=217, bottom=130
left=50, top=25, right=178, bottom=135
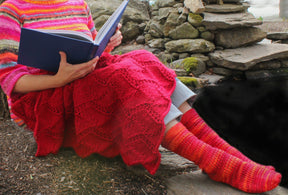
left=203, top=0, right=288, bottom=80
left=144, top=0, right=288, bottom=82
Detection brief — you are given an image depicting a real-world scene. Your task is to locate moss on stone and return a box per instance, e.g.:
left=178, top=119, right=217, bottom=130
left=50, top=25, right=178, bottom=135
left=188, top=13, right=203, bottom=23
left=177, top=76, right=199, bottom=89
left=182, top=57, right=198, bottom=74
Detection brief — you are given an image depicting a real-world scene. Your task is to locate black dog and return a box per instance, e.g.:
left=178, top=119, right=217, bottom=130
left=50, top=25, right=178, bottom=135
left=193, top=78, right=288, bottom=187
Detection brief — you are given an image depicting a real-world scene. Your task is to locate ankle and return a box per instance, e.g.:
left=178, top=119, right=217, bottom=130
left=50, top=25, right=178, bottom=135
left=178, top=101, right=192, bottom=114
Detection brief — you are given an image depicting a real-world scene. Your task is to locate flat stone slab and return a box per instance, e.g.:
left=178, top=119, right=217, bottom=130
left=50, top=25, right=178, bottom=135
left=166, top=170, right=288, bottom=195
left=209, top=43, right=288, bottom=70
left=205, top=3, right=250, bottom=13
left=267, top=32, right=288, bottom=40
left=202, top=12, right=262, bottom=30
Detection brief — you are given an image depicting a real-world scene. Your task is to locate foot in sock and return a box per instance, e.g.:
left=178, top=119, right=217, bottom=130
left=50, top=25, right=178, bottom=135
left=162, top=122, right=281, bottom=193
left=180, top=108, right=275, bottom=170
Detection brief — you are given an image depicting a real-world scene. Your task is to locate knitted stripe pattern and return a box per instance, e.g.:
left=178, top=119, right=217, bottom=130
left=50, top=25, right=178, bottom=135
left=181, top=108, right=275, bottom=170
left=0, top=0, right=96, bottom=96
left=161, top=123, right=281, bottom=193
left=0, top=0, right=177, bottom=174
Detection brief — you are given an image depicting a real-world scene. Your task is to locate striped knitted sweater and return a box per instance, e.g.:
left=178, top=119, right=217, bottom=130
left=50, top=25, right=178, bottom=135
left=0, top=0, right=96, bottom=96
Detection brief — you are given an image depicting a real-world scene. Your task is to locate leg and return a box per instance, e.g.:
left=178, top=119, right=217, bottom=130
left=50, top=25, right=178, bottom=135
left=172, top=79, right=275, bottom=170
left=162, top=120, right=281, bottom=193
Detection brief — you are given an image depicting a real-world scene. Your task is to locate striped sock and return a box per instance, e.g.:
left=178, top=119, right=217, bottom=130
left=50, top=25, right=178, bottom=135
left=161, top=122, right=281, bottom=193
left=181, top=108, right=275, bottom=170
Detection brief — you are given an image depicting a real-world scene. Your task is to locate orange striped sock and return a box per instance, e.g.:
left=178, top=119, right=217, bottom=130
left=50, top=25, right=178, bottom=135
left=161, top=122, right=281, bottom=193
left=181, top=108, right=275, bottom=170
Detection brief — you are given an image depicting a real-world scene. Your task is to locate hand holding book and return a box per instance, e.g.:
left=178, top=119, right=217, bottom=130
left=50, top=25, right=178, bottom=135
left=104, top=23, right=123, bottom=53
left=17, top=0, right=129, bottom=72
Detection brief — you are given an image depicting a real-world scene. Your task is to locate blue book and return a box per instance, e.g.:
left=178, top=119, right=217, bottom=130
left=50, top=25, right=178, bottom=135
left=17, top=0, right=129, bottom=72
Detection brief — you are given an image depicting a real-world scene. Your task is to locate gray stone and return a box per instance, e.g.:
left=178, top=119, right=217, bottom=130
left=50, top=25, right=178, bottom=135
left=281, top=59, right=288, bottom=67
left=87, top=0, right=150, bottom=42
left=165, top=39, right=215, bottom=53
left=169, top=57, right=206, bottom=76
left=245, top=68, right=288, bottom=80
left=251, top=60, right=281, bottom=70
left=212, top=67, right=243, bottom=76
left=122, top=21, right=140, bottom=41
left=187, top=13, right=204, bottom=27
left=159, top=7, right=173, bottom=20
left=199, top=73, right=225, bottom=85
left=204, top=3, right=250, bottom=13
left=163, top=11, right=181, bottom=36
left=215, top=27, right=267, bottom=48
left=267, top=32, right=288, bottom=40
left=166, top=170, right=288, bottom=195
left=148, top=39, right=165, bottom=48
left=202, top=12, right=263, bottom=30
left=201, top=31, right=215, bottom=41
left=209, top=43, right=288, bottom=70
left=204, top=0, right=242, bottom=3
left=168, top=22, right=199, bottom=39
left=148, top=20, right=164, bottom=38
left=136, top=35, right=146, bottom=44
left=158, top=0, right=178, bottom=8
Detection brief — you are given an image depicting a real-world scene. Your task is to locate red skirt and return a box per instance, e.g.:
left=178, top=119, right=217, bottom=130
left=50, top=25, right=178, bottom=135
left=11, top=50, right=176, bottom=175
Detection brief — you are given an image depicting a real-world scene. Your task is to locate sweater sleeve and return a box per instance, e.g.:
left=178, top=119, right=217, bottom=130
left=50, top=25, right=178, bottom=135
left=84, top=1, right=97, bottom=40
left=0, top=1, right=31, bottom=96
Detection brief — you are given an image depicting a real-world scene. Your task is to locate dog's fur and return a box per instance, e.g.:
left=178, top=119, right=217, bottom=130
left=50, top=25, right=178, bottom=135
left=193, top=78, right=288, bottom=187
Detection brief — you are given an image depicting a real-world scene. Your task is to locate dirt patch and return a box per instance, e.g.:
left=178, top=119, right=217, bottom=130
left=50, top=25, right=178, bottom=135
left=0, top=119, right=196, bottom=194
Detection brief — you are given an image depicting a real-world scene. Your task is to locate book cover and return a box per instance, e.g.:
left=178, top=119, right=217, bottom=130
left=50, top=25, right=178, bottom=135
left=17, top=0, right=129, bottom=72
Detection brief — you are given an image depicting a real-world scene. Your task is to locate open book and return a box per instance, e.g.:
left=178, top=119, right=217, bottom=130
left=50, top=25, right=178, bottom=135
left=17, top=0, right=129, bottom=72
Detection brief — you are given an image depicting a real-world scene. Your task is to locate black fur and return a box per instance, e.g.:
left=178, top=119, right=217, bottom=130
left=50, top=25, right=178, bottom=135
left=193, top=78, right=288, bottom=187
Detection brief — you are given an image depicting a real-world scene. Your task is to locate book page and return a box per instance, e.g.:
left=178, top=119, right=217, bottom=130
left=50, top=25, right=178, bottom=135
left=37, top=29, right=93, bottom=42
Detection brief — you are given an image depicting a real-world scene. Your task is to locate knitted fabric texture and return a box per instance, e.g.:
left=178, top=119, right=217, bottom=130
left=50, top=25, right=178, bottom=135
left=161, top=122, right=281, bottom=193
left=0, top=0, right=177, bottom=174
left=181, top=108, right=275, bottom=170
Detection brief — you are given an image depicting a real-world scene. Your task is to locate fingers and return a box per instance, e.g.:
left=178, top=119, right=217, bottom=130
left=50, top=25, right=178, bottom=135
left=59, top=51, right=67, bottom=64
left=116, top=23, right=122, bottom=31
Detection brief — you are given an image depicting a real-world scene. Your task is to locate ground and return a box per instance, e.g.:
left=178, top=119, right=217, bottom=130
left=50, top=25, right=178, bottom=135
left=0, top=119, right=197, bottom=195
left=1, top=21, right=288, bottom=195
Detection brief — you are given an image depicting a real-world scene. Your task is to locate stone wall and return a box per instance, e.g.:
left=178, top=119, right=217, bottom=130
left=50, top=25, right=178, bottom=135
left=141, top=0, right=288, bottom=83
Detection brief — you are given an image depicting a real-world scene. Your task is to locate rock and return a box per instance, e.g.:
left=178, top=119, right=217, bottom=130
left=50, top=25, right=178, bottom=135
left=203, top=0, right=242, bottom=3
left=204, top=3, right=250, bottom=13
left=86, top=0, right=150, bottom=42
left=281, top=59, right=288, bottom=67
left=184, top=0, right=205, bottom=14
left=201, top=31, right=215, bottom=41
left=169, top=57, right=206, bottom=76
left=215, top=27, right=267, bottom=48
left=187, top=13, right=204, bottom=27
left=166, top=170, right=288, bottom=195
left=251, top=60, right=281, bottom=70
left=168, top=22, right=199, bottom=39
left=212, top=67, right=243, bottom=77
left=157, top=0, right=178, bottom=8
left=148, top=20, right=164, bottom=38
left=136, top=35, right=145, bottom=44
left=245, top=68, right=288, bottom=80
left=202, top=12, right=263, bottom=30
left=122, top=21, right=141, bottom=41
left=199, top=73, right=225, bottom=85
left=209, top=43, right=288, bottom=70
left=177, top=76, right=208, bottom=89
left=165, top=39, right=215, bottom=53
left=148, top=38, right=165, bottom=48
left=267, top=32, right=288, bottom=40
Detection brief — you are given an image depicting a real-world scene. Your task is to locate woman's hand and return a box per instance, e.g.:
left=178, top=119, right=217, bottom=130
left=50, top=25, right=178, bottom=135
left=53, top=51, right=99, bottom=87
left=105, top=23, right=123, bottom=53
